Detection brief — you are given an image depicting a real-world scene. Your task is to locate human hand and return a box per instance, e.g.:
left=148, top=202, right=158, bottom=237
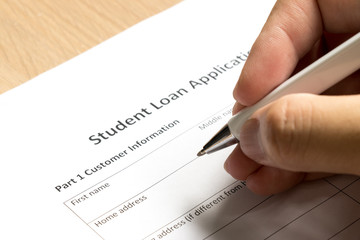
left=224, top=0, right=360, bottom=195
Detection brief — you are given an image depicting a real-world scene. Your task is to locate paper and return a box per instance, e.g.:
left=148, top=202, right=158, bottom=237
left=1, top=0, right=359, bottom=239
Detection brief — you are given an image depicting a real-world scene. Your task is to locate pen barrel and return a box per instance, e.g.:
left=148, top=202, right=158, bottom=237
left=229, top=32, right=360, bottom=140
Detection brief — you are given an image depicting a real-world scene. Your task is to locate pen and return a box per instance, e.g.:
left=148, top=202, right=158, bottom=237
left=197, top=32, right=360, bottom=156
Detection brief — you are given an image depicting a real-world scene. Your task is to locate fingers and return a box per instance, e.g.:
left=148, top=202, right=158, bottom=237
left=239, top=94, right=360, bottom=175
left=227, top=0, right=360, bottom=195
left=224, top=145, right=261, bottom=180
left=225, top=94, right=360, bottom=195
left=233, top=0, right=360, bottom=108
left=233, top=0, right=323, bottom=106
left=224, top=145, right=332, bottom=195
left=224, top=145, right=306, bottom=195
left=245, top=167, right=305, bottom=195
left=317, top=0, right=360, bottom=33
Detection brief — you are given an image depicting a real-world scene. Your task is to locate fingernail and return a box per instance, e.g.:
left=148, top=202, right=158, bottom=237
left=239, top=118, right=266, bottom=163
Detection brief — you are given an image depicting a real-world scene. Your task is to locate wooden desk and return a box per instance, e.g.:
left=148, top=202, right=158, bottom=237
left=0, top=0, right=181, bottom=94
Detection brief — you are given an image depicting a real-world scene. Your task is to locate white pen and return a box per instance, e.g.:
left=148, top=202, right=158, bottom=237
left=197, top=32, right=360, bottom=156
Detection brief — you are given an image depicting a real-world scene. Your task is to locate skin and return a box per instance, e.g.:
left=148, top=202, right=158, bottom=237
left=224, top=0, right=360, bottom=195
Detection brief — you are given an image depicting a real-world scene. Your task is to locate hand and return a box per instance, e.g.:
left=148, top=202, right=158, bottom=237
left=224, top=0, right=360, bottom=195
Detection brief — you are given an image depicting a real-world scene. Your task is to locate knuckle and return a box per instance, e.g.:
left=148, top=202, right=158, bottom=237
left=262, top=95, right=313, bottom=169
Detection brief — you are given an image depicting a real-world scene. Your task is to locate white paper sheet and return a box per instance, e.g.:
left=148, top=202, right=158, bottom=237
left=1, top=0, right=359, bottom=239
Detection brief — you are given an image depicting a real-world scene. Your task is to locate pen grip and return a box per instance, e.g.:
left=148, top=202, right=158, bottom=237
left=229, top=32, right=360, bottom=140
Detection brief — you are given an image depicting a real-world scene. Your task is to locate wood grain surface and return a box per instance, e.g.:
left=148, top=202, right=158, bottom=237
left=0, top=0, right=181, bottom=94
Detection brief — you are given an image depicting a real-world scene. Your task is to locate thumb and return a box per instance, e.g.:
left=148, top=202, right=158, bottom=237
left=239, top=93, right=360, bottom=175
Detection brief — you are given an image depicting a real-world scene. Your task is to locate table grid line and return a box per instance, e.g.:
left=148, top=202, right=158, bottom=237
left=203, top=195, right=273, bottom=240
left=328, top=217, right=360, bottom=239
left=204, top=178, right=360, bottom=240
left=142, top=180, right=244, bottom=240
left=263, top=190, right=342, bottom=240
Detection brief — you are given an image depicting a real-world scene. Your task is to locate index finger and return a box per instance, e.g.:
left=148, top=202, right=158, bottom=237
left=233, top=0, right=323, bottom=107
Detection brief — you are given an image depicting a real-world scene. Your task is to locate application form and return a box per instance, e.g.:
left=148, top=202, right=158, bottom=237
left=0, top=0, right=359, bottom=239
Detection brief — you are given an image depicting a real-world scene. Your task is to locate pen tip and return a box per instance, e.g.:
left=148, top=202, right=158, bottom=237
left=197, top=150, right=206, bottom=157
